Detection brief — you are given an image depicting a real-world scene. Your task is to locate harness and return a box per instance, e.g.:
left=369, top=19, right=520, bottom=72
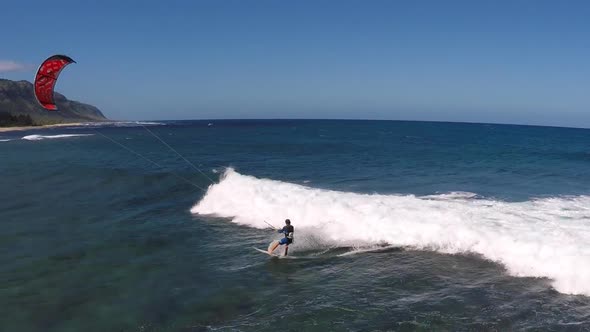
left=284, top=225, right=294, bottom=244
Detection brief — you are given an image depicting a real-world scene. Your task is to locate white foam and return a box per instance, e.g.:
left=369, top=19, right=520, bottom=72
left=422, top=191, right=480, bottom=200
left=192, top=168, right=590, bottom=296
left=0, top=139, right=13, bottom=142
left=22, top=134, right=93, bottom=141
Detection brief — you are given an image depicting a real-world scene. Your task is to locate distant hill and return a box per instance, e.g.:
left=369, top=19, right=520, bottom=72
left=0, top=79, right=108, bottom=125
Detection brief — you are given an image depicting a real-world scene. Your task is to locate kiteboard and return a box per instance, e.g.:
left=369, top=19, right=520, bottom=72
left=253, top=247, right=281, bottom=257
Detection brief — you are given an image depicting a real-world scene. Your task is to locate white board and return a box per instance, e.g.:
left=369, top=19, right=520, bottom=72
left=253, top=247, right=280, bottom=257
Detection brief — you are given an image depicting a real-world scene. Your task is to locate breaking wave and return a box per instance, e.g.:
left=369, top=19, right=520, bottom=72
left=192, top=168, right=590, bottom=296
left=22, top=134, right=94, bottom=141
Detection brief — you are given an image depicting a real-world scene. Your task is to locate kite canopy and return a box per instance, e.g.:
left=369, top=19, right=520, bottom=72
left=33, top=55, right=76, bottom=111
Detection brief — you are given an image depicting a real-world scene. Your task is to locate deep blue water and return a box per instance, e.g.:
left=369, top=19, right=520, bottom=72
left=1, top=120, right=590, bottom=331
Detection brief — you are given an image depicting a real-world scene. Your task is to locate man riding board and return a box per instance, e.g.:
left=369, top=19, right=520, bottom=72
left=268, top=219, right=294, bottom=255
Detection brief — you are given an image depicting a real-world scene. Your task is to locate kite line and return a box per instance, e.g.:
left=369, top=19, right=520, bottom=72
left=140, top=125, right=216, bottom=184
left=93, top=129, right=208, bottom=191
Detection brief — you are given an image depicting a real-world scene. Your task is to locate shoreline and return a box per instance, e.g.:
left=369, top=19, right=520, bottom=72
left=0, top=123, right=87, bottom=133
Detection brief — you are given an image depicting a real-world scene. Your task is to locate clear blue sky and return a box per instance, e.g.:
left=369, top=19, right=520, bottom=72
left=2, top=0, right=590, bottom=127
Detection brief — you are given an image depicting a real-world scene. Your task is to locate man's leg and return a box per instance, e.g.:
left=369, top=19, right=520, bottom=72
left=268, top=238, right=287, bottom=254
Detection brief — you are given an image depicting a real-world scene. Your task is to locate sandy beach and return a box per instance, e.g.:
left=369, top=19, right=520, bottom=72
left=0, top=123, right=86, bottom=133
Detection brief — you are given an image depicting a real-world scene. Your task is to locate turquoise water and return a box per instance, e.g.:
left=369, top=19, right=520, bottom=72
left=1, top=120, right=590, bottom=331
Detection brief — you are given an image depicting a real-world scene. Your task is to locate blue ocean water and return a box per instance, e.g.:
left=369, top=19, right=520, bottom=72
left=1, top=120, right=590, bottom=331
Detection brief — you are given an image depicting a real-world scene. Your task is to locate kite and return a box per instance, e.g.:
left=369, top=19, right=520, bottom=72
left=33, top=55, right=76, bottom=111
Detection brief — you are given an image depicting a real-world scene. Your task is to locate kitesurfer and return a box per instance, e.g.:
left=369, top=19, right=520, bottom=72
left=268, top=219, right=294, bottom=255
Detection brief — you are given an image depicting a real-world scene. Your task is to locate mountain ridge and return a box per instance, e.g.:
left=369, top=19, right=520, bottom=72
left=0, top=79, right=108, bottom=125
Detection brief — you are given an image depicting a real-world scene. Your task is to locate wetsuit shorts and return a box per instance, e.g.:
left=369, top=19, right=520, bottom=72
left=279, top=238, right=292, bottom=245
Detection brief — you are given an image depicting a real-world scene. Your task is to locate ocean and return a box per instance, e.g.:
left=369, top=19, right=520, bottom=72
left=1, top=120, right=590, bottom=331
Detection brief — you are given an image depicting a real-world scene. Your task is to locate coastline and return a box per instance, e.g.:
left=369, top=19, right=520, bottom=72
left=0, top=122, right=87, bottom=133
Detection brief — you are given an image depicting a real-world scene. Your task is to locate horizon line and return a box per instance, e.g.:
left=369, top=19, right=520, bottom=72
left=106, top=117, right=590, bottom=131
